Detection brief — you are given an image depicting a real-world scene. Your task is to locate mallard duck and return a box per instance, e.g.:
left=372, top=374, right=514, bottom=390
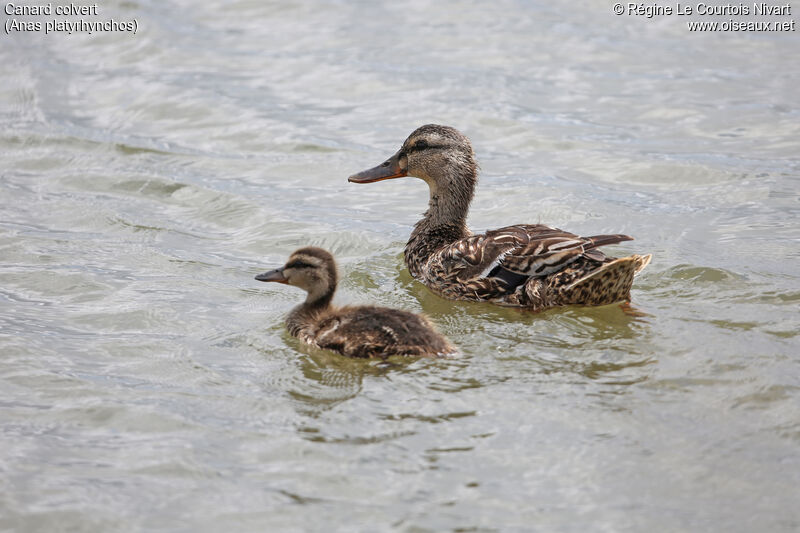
left=255, top=247, right=456, bottom=358
left=348, top=124, right=652, bottom=310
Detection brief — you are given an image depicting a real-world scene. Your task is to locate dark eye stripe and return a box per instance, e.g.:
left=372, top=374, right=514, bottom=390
left=407, top=142, right=445, bottom=153
left=286, top=260, right=313, bottom=269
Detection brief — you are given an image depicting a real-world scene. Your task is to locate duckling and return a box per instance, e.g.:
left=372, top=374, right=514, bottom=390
left=348, top=124, right=652, bottom=311
left=255, top=247, right=456, bottom=358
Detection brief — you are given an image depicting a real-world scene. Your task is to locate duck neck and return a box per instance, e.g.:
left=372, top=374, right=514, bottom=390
left=286, top=288, right=334, bottom=338
left=405, top=185, right=473, bottom=278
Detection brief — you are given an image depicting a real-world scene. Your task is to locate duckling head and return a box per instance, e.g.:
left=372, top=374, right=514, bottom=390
left=255, top=247, right=338, bottom=305
left=348, top=124, right=478, bottom=203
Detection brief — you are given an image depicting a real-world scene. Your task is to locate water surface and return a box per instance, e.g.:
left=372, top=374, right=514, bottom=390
left=1, top=1, right=799, bottom=531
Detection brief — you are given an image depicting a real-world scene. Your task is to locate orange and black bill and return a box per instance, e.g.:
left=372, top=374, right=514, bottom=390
left=255, top=268, right=288, bottom=283
left=348, top=150, right=407, bottom=183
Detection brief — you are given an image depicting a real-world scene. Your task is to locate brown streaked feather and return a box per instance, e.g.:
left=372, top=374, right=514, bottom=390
left=427, top=224, right=633, bottom=283
left=415, top=229, right=647, bottom=311
left=311, top=306, right=454, bottom=359
left=559, top=255, right=648, bottom=306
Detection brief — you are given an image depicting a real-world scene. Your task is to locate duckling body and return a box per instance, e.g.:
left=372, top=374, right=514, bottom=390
left=256, top=247, right=455, bottom=358
left=349, top=125, right=652, bottom=311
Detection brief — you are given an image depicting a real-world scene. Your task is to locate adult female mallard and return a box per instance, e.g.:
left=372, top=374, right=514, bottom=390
left=348, top=124, right=651, bottom=311
left=255, top=247, right=456, bottom=358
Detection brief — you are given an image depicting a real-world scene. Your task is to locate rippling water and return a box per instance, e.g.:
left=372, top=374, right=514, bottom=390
left=2, top=1, right=799, bottom=531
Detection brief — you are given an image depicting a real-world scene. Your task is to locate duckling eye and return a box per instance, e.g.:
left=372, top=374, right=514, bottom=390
left=414, top=139, right=428, bottom=150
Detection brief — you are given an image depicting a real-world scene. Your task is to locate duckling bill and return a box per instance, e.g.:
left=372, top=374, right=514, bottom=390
left=349, top=124, right=652, bottom=311
left=255, top=247, right=456, bottom=358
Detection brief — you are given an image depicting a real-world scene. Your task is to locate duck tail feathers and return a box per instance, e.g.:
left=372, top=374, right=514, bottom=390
left=562, top=254, right=651, bottom=306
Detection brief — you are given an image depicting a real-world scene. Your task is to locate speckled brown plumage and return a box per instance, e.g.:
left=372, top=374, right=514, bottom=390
left=349, top=124, right=652, bottom=311
left=255, top=247, right=456, bottom=358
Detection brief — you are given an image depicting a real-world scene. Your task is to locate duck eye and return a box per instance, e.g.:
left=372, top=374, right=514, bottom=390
left=286, top=260, right=312, bottom=269
left=414, top=139, right=428, bottom=150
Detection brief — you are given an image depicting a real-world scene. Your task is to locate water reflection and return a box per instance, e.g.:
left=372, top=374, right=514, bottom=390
left=535, top=354, right=654, bottom=385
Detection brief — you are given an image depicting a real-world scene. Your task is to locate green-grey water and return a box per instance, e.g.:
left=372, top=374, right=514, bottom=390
left=1, top=1, right=799, bottom=531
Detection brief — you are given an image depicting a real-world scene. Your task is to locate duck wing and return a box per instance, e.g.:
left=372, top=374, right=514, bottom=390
left=434, top=224, right=633, bottom=289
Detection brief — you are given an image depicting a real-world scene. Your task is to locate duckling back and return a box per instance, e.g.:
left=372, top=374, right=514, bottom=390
left=305, top=305, right=455, bottom=359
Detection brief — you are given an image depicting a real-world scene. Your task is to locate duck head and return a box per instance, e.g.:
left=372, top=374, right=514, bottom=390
left=348, top=124, right=478, bottom=200
left=255, top=247, right=338, bottom=305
